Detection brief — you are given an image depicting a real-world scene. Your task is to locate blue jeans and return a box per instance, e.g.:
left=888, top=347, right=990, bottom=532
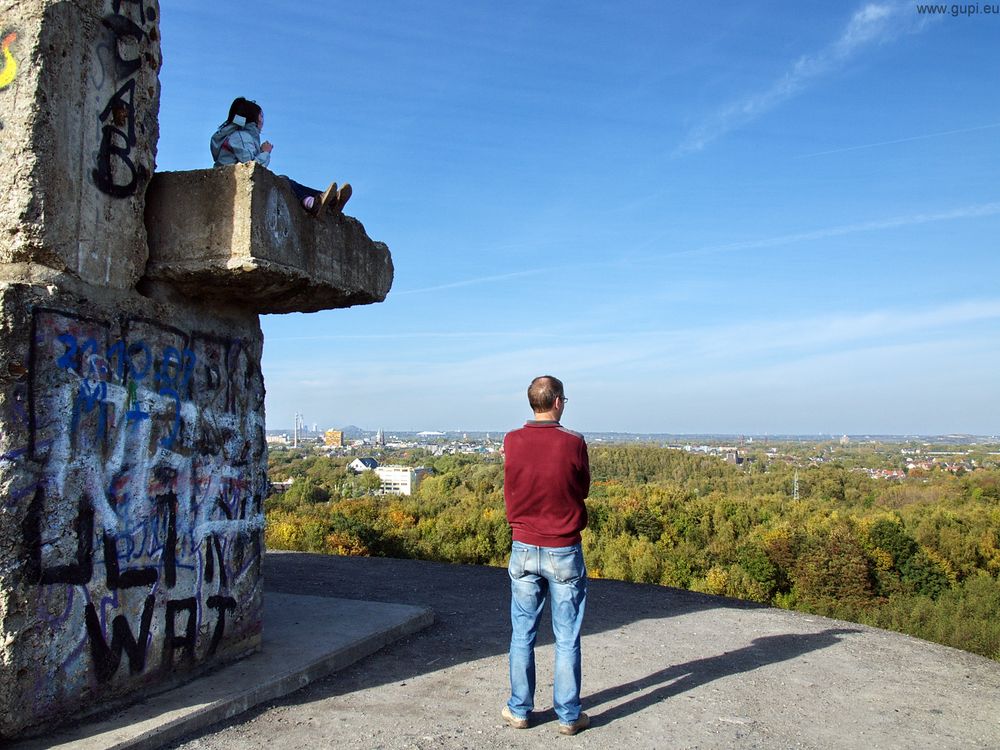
left=284, top=177, right=319, bottom=202
left=507, top=541, right=587, bottom=725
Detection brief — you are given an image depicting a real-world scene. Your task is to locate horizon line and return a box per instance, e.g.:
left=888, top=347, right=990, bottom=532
left=266, top=428, right=998, bottom=440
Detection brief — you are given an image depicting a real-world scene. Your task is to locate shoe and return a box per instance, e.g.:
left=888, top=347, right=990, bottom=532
left=558, top=712, right=589, bottom=735
left=501, top=705, right=529, bottom=729
left=310, top=182, right=338, bottom=216
left=332, top=182, right=352, bottom=212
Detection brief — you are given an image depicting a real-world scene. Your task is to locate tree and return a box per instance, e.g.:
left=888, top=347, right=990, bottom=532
left=360, top=470, right=383, bottom=495
left=793, top=525, right=875, bottom=614
left=283, top=479, right=330, bottom=505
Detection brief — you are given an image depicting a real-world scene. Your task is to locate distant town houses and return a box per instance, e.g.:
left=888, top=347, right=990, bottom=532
left=904, top=460, right=977, bottom=474
left=431, top=441, right=498, bottom=457
left=863, top=469, right=907, bottom=480
left=857, top=460, right=976, bottom=480
left=266, top=425, right=996, bottom=491
left=670, top=444, right=748, bottom=466
left=666, top=439, right=987, bottom=478
left=266, top=424, right=502, bottom=458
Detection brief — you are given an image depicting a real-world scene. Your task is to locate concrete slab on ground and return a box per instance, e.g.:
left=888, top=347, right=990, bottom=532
left=10, top=593, right=433, bottom=750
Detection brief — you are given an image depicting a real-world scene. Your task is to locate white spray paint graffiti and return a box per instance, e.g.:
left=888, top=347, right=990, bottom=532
left=14, top=307, right=265, bottom=707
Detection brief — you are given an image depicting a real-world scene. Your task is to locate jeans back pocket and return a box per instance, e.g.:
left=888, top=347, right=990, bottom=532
left=547, top=546, right=585, bottom=583
left=508, top=546, right=529, bottom=579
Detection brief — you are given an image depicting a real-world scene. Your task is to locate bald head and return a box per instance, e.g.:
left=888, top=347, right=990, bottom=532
left=527, top=375, right=564, bottom=414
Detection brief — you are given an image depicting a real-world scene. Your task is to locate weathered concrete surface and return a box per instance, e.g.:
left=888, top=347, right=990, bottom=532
left=8, top=593, right=434, bottom=750
left=164, top=553, right=1000, bottom=750
left=144, top=164, right=394, bottom=314
left=0, top=281, right=267, bottom=739
left=0, top=2, right=281, bottom=719
left=0, top=1, right=395, bottom=740
left=0, top=0, right=160, bottom=290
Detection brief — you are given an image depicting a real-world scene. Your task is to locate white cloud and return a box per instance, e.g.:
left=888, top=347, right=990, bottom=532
left=676, top=2, right=926, bottom=155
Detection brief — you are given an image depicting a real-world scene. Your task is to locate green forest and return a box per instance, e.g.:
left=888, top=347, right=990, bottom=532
left=265, top=443, right=1000, bottom=661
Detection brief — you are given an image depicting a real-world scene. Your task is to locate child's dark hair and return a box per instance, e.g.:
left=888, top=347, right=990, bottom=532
left=227, top=97, right=262, bottom=126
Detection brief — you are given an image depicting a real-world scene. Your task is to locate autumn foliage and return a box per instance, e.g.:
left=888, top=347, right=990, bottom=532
left=265, top=444, right=1000, bottom=661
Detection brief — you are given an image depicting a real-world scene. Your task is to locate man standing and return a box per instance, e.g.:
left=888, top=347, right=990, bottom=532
left=501, top=375, right=590, bottom=735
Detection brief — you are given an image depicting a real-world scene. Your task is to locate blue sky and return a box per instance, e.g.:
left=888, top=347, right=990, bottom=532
left=156, top=1, right=1000, bottom=435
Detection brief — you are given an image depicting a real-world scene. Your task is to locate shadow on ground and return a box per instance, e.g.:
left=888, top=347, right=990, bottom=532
left=163, top=551, right=858, bottom=744
left=586, top=628, right=858, bottom=727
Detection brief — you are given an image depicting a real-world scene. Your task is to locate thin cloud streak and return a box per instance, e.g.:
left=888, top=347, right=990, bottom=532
left=269, top=299, right=1000, bottom=387
left=575, top=299, right=1000, bottom=379
left=271, top=334, right=999, bottom=433
left=799, top=122, right=1000, bottom=158
left=264, top=300, right=1000, bottom=432
left=654, top=299, right=1000, bottom=365
left=266, top=331, right=536, bottom=342
left=394, top=267, right=552, bottom=295
left=675, top=2, right=926, bottom=155
left=395, top=256, right=632, bottom=296
left=637, top=200, right=1000, bottom=260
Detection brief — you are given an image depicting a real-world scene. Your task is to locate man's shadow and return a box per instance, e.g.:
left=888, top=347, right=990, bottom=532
left=586, top=628, right=859, bottom=726
left=530, top=628, right=859, bottom=728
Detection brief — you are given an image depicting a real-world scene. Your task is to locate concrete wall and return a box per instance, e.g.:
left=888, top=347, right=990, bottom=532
left=0, top=0, right=391, bottom=738
left=0, top=0, right=159, bottom=290
left=0, top=284, right=265, bottom=737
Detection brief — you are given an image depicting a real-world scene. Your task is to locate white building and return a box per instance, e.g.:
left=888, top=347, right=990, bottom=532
left=348, top=457, right=379, bottom=473
left=375, top=465, right=430, bottom=496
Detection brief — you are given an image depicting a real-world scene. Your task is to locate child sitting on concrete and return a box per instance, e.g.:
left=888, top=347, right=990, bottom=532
left=210, top=97, right=351, bottom=216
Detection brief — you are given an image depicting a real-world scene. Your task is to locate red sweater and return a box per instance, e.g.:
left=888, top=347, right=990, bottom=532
left=503, top=421, right=590, bottom=547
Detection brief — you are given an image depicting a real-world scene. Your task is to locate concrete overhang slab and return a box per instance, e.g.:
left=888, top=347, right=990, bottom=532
left=143, top=163, right=393, bottom=314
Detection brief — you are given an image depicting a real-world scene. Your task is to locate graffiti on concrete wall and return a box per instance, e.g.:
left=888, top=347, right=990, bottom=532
left=0, top=31, right=17, bottom=90
left=15, top=306, right=264, bottom=694
left=0, top=29, right=18, bottom=133
left=92, top=0, right=156, bottom=197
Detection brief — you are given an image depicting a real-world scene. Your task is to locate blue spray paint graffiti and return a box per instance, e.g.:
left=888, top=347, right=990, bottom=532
left=16, top=307, right=265, bottom=695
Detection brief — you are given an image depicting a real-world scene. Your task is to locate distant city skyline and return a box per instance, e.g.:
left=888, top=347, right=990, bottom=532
left=267, top=422, right=997, bottom=442
left=156, top=3, right=999, bottom=435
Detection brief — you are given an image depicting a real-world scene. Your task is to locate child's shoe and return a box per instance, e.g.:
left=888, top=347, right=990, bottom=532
left=333, top=183, right=352, bottom=212
left=313, top=182, right=338, bottom=215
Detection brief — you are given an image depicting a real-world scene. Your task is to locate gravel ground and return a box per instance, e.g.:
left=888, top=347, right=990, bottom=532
left=167, top=551, right=1000, bottom=750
